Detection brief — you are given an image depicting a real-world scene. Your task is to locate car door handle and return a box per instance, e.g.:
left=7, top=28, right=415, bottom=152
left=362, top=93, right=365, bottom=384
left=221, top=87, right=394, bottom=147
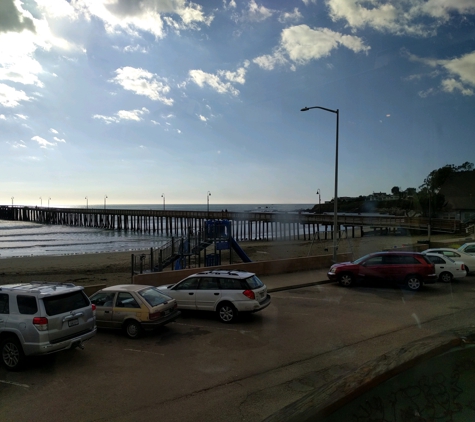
left=188, top=292, right=194, bottom=295
left=104, top=311, right=110, bottom=314
left=214, top=293, right=219, bottom=295
left=440, top=266, right=444, bottom=269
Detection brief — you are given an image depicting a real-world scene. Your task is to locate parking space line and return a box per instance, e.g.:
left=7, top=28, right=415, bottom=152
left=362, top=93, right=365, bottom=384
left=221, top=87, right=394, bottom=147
left=0, top=380, right=30, bottom=388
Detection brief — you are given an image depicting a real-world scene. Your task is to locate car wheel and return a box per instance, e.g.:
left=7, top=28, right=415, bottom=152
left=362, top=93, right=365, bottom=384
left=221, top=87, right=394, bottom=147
left=465, top=266, right=470, bottom=274
left=124, top=320, right=142, bottom=339
left=1, top=337, right=25, bottom=371
left=217, top=302, right=237, bottom=323
left=338, top=273, right=354, bottom=287
left=439, top=271, right=453, bottom=283
left=406, top=275, right=422, bottom=291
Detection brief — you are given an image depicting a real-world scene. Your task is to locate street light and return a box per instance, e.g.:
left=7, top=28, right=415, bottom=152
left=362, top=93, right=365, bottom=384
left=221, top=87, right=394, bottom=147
left=161, top=193, right=165, bottom=211
left=207, top=191, right=211, bottom=217
left=85, top=196, right=88, bottom=209
left=48, top=197, right=51, bottom=208
left=39, top=197, right=42, bottom=207
left=316, top=189, right=321, bottom=214
left=104, top=195, right=108, bottom=210
left=301, top=105, right=339, bottom=263
left=11, top=197, right=14, bottom=206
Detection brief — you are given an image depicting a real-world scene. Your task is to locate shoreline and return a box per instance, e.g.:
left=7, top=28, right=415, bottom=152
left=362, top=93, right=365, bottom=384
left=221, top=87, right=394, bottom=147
left=0, top=233, right=470, bottom=288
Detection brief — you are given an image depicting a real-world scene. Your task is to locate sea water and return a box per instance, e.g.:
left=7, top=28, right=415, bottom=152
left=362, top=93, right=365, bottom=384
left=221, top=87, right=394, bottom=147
left=0, top=204, right=314, bottom=258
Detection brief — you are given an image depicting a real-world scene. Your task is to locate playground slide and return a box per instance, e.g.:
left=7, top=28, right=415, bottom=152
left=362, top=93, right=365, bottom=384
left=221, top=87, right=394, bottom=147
left=230, top=237, right=252, bottom=262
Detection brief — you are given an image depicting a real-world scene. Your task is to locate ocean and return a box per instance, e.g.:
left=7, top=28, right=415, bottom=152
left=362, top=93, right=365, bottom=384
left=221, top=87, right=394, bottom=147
left=0, top=204, right=314, bottom=259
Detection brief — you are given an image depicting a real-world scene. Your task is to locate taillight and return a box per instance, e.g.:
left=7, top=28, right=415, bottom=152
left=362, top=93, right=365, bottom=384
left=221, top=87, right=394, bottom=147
left=149, top=311, right=162, bottom=320
left=462, top=264, right=466, bottom=270
left=33, top=317, right=48, bottom=331
left=242, top=290, right=255, bottom=300
left=91, top=304, right=96, bottom=311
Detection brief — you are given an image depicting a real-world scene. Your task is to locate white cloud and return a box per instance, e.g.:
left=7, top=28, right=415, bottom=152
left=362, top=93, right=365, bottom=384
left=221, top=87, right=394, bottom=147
left=31, top=135, right=56, bottom=149
left=123, top=44, right=148, bottom=53
left=247, top=0, right=274, bottom=21
left=35, top=0, right=79, bottom=19
left=0, top=0, right=35, bottom=33
left=405, top=49, right=475, bottom=96
left=15, top=114, right=28, bottom=120
left=53, top=137, right=66, bottom=143
left=254, top=25, right=369, bottom=70
left=278, top=8, right=303, bottom=23
left=0, top=114, right=6, bottom=119
left=93, top=107, right=150, bottom=124
left=326, top=0, right=475, bottom=36
left=111, top=67, right=173, bottom=105
left=50, top=128, right=59, bottom=134
left=199, top=115, right=207, bottom=121
left=0, top=83, right=31, bottom=107
left=10, top=140, right=27, bottom=149
left=73, top=0, right=213, bottom=39
left=189, top=69, right=240, bottom=96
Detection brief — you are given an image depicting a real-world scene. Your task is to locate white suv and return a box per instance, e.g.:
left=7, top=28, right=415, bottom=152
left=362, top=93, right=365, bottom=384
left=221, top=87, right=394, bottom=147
left=0, top=282, right=97, bottom=371
left=158, top=270, right=271, bottom=323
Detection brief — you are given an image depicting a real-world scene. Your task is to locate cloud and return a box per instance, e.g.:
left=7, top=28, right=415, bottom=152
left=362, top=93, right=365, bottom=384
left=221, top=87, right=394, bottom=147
left=31, top=135, right=56, bottom=149
left=0, top=83, right=31, bottom=107
left=247, top=0, right=274, bottom=21
left=405, top=49, right=475, bottom=96
left=10, top=140, right=27, bottom=149
left=53, top=137, right=66, bottom=143
left=326, top=0, right=475, bottom=36
left=254, top=25, right=370, bottom=70
left=0, top=114, right=5, bottom=119
left=199, top=115, right=207, bottom=121
left=73, top=0, right=213, bottom=39
left=0, top=0, right=35, bottom=34
left=50, top=128, right=59, bottom=134
left=189, top=68, right=242, bottom=96
left=278, top=8, right=303, bottom=23
left=15, top=114, right=28, bottom=120
left=93, top=107, right=150, bottom=123
left=111, top=67, right=173, bottom=105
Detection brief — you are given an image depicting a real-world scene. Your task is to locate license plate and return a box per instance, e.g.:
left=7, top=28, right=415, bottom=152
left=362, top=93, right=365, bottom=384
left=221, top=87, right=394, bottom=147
left=68, top=319, right=79, bottom=327
left=163, top=309, right=171, bottom=315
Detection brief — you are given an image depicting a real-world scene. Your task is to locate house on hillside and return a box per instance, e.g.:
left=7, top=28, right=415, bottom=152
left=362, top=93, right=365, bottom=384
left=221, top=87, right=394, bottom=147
left=438, top=171, right=475, bottom=222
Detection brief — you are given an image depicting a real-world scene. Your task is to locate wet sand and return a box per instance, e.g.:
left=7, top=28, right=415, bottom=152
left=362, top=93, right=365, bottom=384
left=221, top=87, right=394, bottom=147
left=0, top=233, right=468, bottom=287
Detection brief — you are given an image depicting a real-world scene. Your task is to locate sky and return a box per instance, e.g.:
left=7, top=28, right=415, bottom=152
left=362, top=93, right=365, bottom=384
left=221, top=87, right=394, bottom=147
left=1, top=0, right=475, bottom=207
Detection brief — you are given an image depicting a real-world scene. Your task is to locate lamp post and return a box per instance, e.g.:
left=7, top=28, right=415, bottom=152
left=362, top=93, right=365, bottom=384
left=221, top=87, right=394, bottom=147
left=301, top=105, right=339, bottom=263
left=161, top=193, right=165, bottom=211
left=316, top=189, right=321, bottom=214
left=48, top=197, right=51, bottom=208
left=39, top=197, right=42, bottom=207
left=207, top=191, right=211, bottom=217
left=104, top=195, right=108, bottom=210
left=85, top=196, right=88, bottom=209
left=11, top=197, right=14, bottom=207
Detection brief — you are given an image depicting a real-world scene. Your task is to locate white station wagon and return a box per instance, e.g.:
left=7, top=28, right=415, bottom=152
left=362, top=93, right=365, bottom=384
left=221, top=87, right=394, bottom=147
left=158, top=270, right=271, bottom=323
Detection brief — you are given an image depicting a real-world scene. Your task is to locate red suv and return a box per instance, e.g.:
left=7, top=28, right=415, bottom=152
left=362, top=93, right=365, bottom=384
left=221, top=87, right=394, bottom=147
left=327, top=251, right=437, bottom=291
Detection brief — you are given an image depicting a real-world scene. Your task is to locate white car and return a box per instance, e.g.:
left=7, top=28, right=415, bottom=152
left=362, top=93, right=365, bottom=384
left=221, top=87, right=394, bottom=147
left=158, top=269, right=271, bottom=323
left=423, top=248, right=475, bottom=274
left=423, top=253, right=467, bottom=283
left=458, top=242, right=475, bottom=256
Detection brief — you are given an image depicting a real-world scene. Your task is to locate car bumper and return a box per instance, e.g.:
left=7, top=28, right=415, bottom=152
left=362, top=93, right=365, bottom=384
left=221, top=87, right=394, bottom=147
left=23, top=327, right=97, bottom=356
left=234, top=294, right=271, bottom=313
left=424, top=274, right=438, bottom=284
left=327, top=272, right=337, bottom=281
left=141, top=309, right=181, bottom=330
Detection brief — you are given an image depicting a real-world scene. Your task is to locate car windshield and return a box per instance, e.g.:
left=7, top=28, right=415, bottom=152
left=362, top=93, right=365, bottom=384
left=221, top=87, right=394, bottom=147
left=139, top=287, right=172, bottom=306
left=353, top=254, right=371, bottom=265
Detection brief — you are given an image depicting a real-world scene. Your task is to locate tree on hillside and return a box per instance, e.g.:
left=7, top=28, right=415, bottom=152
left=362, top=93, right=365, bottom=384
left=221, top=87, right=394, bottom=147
left=420, top=162, right=474, bottom=192
left=391, top=186, right=401, bottom=197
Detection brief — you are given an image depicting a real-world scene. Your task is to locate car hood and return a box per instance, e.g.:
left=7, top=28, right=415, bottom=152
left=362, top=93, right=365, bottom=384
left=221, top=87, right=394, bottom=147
left=330, top=262, right=354, bottom=269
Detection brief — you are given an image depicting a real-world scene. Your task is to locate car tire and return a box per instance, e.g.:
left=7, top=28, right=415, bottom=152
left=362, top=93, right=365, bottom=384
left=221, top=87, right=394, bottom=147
left=124, top=320, right=142, bottom=339
left=465, top=266, right=470, bottom=274
left=217, top=302, right=238, bottom=323
left=405, top=275, right=422, bottom=291
left=439, top=271, right=453, bottom=283
left=338, top=273, right=354, bottom=287
left=1, top=336, right=25, bottom=371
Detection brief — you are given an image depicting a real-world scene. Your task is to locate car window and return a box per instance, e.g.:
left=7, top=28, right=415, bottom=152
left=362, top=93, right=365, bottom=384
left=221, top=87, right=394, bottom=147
left=400, top=256, right=421, bottom=264
left=116, top=292, right=141, bottom=308
left=17, top=295, right=38, bottom=315
left=139, top=287, right=171, bottom=306
left=0, top=294, right=9, bottom=314
left=90, top=292, right=115, bottom=307
left=43, top=291, right=90, bottom=316
left=427, top=255, right=445, bottom=264
left=174, top=278, right=200, bottom=290
left=464, top=245, right=475, bottom=253
left=364, top=256, right=384, bottom=266
left=219, top=278, right=245, bottom=290
left=245, top=275, right=264, bottom=289
left=198, top=278, right=220, bottom=290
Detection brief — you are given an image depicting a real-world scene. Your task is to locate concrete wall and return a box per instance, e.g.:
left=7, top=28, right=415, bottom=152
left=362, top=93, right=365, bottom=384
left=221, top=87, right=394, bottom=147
left=133, top=253, right=353, bottom=287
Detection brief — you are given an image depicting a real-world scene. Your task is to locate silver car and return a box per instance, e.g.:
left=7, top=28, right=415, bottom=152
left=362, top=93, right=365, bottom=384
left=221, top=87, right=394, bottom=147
left=0, top=282, right=97, bottom=371
left=158, top=269, right=271, bottom=323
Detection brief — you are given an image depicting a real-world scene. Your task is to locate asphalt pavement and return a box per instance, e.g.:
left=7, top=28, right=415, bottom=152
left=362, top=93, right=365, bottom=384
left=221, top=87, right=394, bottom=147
left=260, top=269, right=330, bottom=292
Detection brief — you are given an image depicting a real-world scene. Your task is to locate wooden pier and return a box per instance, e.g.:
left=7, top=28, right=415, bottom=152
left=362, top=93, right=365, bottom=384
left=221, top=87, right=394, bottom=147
left=0, top=206, right=463, bottom=241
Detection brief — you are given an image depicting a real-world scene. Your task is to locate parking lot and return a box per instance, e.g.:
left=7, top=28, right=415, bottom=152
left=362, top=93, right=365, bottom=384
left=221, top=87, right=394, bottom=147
left=2, top=276, right=475, bottom=422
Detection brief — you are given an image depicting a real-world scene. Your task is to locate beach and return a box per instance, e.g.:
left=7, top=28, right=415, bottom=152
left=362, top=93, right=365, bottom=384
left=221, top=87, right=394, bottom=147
left=0, top=232, right=467, bottom=288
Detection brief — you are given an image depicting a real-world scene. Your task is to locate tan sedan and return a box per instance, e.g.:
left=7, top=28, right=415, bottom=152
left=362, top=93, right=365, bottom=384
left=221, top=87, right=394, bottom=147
left=89, top=284, right=180, bottom=338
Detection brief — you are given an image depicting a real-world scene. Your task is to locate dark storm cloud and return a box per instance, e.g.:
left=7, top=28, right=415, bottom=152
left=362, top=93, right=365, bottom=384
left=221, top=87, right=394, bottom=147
left=0, top=0, right=35, bottom=33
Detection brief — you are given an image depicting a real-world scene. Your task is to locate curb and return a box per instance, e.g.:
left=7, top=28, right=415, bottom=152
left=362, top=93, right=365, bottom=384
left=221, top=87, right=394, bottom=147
left=268, top=279, right=332, bottom=293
